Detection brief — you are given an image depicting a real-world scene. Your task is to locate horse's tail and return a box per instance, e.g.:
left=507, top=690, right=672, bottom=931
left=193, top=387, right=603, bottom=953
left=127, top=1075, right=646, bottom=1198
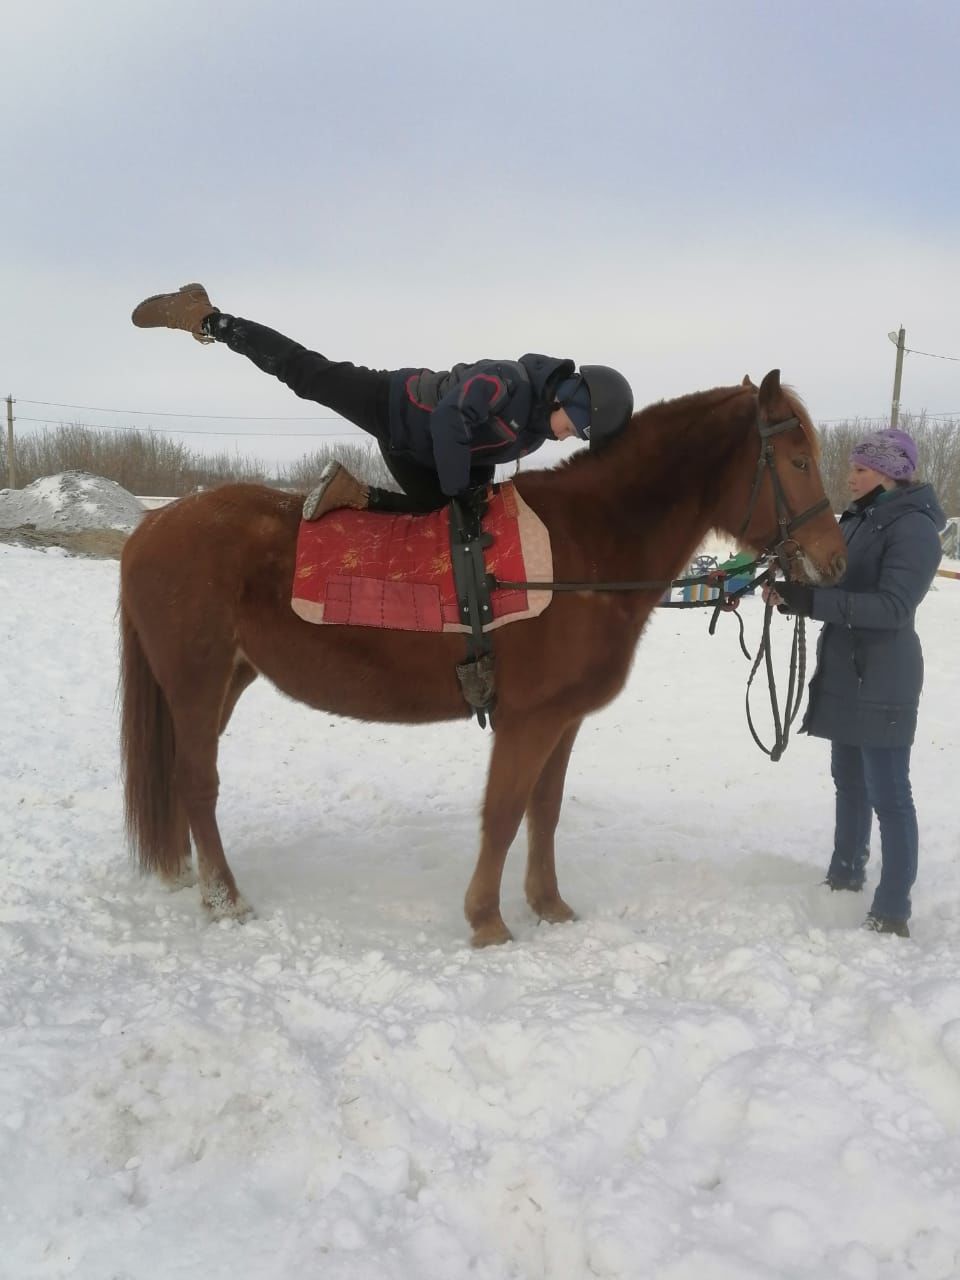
left=119, top=600, right=183, bottom=878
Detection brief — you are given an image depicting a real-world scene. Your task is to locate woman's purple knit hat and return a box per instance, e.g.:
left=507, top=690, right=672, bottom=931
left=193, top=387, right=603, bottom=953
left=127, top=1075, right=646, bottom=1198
left=849, top=428, right=918, bottom=480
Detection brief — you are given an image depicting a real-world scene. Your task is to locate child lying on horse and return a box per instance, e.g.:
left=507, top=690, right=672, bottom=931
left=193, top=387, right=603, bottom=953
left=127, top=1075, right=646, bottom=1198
left=131, top=284, right=634, bottom=519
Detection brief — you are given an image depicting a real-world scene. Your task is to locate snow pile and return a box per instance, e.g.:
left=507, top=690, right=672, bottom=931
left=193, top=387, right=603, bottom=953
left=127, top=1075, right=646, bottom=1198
left=0, top=470, right=144, bottom=532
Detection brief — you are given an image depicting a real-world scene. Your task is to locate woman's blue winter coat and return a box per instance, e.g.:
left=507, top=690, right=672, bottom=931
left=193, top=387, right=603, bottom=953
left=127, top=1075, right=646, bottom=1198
left=801, top=482, right=944, bottom=747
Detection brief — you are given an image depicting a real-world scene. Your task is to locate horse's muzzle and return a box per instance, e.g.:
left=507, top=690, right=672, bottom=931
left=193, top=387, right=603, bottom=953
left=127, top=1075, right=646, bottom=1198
left=827, top=552, right=847, bottom=583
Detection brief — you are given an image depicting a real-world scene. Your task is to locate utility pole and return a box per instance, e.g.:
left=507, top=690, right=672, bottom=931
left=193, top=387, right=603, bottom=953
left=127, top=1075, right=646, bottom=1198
left=5, top=395, right=14, bottom=490
left=887, top=327, right=905, bottom=428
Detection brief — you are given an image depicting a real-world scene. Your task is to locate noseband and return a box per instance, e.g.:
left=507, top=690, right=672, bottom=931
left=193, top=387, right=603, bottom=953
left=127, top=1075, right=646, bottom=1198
left=737, top=413, right=831, bottom=574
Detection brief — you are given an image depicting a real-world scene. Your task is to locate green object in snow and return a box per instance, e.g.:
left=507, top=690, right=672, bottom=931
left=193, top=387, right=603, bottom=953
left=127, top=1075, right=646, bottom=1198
left=717, top=550, right=756, bottom=574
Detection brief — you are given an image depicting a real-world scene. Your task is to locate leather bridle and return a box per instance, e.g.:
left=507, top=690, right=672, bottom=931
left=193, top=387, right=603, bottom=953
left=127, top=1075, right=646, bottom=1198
left=737, top=413, right=831, bottom=576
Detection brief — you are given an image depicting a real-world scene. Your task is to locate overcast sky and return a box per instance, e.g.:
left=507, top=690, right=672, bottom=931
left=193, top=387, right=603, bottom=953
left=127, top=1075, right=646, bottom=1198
left=3, top=0, right=958, bottom=473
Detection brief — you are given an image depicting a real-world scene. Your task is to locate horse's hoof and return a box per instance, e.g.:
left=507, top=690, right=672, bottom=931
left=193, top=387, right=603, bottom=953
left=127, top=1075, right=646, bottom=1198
left=202, top=883, right=254, bottom=922
left=470, top=919, right=514, bottom=948
left=532, top=899, right=577, bottom=925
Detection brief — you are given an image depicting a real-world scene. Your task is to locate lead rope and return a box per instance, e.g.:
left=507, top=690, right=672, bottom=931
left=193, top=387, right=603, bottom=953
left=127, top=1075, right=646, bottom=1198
left=744, top=568, right=807, bottom=761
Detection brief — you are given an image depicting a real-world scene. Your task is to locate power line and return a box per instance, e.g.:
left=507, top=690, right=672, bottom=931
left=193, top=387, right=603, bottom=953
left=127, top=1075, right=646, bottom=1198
left=904, top=346, right=960, bottom=363
left=17, top=396, right=340, bottom=421
left=12, top=389, right=960, bottom=444
left=17, top=409, right=960, bottom=437
left=818, top=414, right=890, bottom=423
left=819, top=409, right=960, bottom=423
left=14, top=415, right=363, bottom=439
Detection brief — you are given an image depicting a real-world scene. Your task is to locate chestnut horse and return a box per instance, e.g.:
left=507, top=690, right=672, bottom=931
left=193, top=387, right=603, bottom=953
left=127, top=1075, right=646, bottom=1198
left=119, top=370, right=846, bottom=945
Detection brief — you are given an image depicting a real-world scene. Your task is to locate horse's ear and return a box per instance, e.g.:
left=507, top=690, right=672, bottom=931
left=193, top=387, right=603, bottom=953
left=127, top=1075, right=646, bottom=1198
left=741, top=374, right=757, bottom=389
left=758, top=369, right=781, bottom=401
left=757, top=370, right=783, bottom=420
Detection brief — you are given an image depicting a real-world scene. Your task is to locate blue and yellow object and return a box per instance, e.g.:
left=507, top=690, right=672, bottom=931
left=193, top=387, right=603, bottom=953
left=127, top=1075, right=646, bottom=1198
left=681, top=550, right=758, bottom=602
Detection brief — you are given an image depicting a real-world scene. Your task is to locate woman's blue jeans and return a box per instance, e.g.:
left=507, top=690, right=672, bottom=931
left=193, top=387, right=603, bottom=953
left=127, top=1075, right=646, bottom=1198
left=827, top=742, right=918, bottom=921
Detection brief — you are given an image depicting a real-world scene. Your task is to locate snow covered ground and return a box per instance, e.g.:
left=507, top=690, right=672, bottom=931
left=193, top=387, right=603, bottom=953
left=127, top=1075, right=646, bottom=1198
left=2, top=504, right=960, bottom=1279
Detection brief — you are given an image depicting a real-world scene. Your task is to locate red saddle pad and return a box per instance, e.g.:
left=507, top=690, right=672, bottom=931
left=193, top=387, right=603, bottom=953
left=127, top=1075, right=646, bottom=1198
left=291, top=482, right=552, bottom=633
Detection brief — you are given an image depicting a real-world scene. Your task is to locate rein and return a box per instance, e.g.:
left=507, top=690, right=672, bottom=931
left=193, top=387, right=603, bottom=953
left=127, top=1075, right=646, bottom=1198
left=744, top=582, right=807, bottom=762
left=489, top=406, right=822, bottom=760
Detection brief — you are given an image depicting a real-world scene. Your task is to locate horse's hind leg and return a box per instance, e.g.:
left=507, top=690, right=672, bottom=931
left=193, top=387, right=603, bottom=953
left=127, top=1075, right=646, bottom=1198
left=524, top=718, right=582, bottom=925
left=166, top=659, right=258, bottom=893
left=164, top=652, right=254, bottom=920
left=464, top=714, right=568, bottom=947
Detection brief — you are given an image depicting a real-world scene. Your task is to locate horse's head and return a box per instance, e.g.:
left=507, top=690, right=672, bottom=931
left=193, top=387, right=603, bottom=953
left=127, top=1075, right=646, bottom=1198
left=735, top=370, right=846, bottom=585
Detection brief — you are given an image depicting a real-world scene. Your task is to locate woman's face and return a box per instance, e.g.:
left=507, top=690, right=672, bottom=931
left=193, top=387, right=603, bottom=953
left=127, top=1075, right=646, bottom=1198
left=847, top=462, right=893, bottom=500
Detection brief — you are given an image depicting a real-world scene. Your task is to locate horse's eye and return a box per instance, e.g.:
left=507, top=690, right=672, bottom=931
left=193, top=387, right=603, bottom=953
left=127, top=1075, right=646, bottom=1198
left=792, top=458, right=810, bottom=472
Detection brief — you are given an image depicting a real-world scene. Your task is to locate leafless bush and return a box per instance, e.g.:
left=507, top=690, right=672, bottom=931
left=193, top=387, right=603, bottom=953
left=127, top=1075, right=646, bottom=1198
left=1, top=424, right=275, bottom=494
left=1, top=424, right=397, bottom=496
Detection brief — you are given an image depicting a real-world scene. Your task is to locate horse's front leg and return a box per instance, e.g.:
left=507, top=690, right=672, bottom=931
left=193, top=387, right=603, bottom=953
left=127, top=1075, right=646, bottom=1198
left=525, top=718, right=582, bottom=925
left=465, top=715, right=567, bottom=947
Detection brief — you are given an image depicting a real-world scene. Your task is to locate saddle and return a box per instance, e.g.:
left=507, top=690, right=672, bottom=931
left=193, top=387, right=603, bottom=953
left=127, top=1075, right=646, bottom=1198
left=291, top=482, right=553, bottom=723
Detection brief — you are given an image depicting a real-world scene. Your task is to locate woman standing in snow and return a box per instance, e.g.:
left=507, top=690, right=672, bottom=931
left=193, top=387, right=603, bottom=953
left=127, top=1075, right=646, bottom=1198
left=766, top=429, right=944, bottom=938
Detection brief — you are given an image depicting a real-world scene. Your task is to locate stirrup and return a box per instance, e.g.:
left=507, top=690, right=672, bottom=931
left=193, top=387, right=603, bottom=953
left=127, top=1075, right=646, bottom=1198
left=456, top=654, right=495, bottom=711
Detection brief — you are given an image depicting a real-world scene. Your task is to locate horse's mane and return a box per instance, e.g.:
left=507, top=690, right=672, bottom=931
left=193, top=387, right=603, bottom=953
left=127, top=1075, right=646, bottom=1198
left=621, top=381, right=818, bottom=453
left=525, top=380, right=819, bottom=497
